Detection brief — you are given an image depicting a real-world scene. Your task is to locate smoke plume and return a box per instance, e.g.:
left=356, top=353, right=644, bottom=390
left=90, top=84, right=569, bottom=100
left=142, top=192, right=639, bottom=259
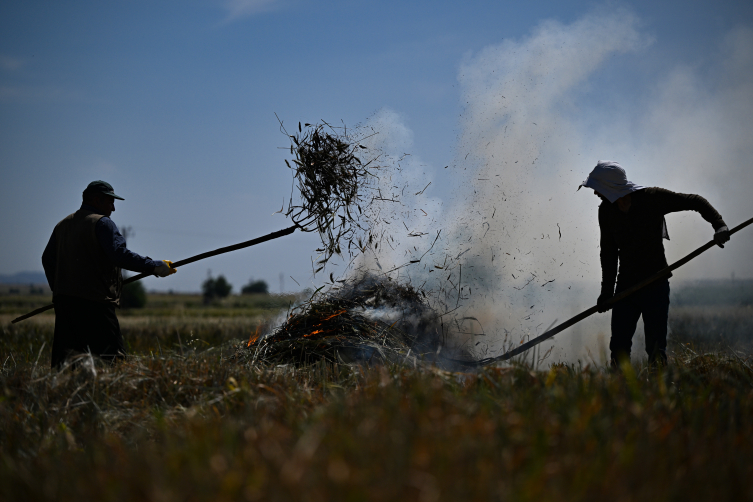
left=352, top=9, right=753, bottom=364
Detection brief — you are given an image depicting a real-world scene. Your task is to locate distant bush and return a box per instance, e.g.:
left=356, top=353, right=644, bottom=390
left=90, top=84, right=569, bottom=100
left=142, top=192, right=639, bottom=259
left=202, top=275, right=232, bottom=303
left=121, top=280, right=147, bottom=309
left=118, top=228, right=147, bottom=309
left=241, top=279, right=269, bottom=295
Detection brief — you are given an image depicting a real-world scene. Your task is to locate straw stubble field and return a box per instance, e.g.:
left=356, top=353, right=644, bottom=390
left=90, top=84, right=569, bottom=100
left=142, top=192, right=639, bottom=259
left=1, top=292, right=753, bottom=501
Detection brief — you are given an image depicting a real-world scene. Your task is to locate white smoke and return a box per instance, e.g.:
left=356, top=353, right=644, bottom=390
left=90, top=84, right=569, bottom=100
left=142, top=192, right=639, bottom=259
left=626, top=26, right=753, bottom=280
left=427, top=8, right=652, bottom=362
left=350, top=11, right=753, bottom=365
left=353, top=109, right=445, bottom=278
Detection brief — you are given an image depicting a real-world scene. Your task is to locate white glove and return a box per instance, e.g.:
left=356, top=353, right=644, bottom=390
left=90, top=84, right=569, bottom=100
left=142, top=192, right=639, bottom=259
left=154, top=260, right=177, bottom=277
left=714, top=226, right=730, bottom=248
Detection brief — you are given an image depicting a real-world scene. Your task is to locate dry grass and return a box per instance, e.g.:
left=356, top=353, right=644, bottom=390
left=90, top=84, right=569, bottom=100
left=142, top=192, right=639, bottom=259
left=2, top=301, right=753, bottom=500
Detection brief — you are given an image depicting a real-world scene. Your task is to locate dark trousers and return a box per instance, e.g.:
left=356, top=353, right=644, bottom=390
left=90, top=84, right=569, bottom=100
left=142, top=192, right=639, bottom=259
left=610, top=279, right=670, bottom=366
left=51, top=295, right=125, bottom=368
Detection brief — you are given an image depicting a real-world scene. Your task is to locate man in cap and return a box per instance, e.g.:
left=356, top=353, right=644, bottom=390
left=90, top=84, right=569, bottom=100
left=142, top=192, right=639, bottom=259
left=42, top=181, right=176, bottom=368
left=579, top=161, right=730, bottom=367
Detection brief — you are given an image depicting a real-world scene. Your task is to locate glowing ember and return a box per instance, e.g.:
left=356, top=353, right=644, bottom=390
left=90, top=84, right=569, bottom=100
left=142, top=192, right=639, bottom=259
left=247, top=326, right=261, bottom=347
left=319, top=310, right=347, bottom=322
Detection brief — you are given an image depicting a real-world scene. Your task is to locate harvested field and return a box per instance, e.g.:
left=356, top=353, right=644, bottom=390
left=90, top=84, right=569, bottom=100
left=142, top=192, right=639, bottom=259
left=2, top=292, right=753, bottom=500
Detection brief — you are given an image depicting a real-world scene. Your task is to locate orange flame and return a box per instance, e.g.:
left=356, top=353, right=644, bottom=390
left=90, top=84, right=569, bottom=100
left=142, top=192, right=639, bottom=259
left=247, top=325, right=261, bottom=347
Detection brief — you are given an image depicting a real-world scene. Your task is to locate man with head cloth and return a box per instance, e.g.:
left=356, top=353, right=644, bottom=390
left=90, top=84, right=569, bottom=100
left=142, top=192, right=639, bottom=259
left=579, top=161, right=730, bottom=367
left=42, top=181, right=177, bottom=368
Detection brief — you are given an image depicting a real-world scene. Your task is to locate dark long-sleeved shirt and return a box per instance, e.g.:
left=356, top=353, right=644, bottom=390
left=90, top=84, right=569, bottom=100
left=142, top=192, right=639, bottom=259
left=599, top=187, right=725, bottom=292
left=42, top=203, right=161, bottom=290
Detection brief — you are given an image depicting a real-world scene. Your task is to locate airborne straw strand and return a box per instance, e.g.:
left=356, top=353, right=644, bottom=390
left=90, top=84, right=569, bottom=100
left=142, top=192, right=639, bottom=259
left=281, top=120, right=382, bottom=271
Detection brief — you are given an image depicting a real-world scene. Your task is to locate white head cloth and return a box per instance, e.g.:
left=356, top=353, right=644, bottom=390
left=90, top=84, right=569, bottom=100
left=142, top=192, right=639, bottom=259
left=578, top=160, right=644, bottom=203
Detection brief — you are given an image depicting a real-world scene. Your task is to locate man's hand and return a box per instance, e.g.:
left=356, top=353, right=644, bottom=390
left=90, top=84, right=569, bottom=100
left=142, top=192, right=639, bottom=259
left=597, top=291, right=614, bottom=313
left=154, top=260, right=177, bottom=278
left=714, top=226, right=730, bottom=248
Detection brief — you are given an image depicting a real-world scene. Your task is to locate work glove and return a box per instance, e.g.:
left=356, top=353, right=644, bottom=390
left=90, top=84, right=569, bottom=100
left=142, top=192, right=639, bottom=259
left=154, top=260, right=177, bottom=278
left=714, top=225, right=730, bottom=248
left=597, top=286, right=614, bottom=313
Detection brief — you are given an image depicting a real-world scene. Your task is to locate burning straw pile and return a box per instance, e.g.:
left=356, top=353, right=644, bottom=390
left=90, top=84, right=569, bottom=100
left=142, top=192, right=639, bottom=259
left=233, top=276, right=446, bottom=367
left=222, top=121, right=452, bottom=368
left=228, top=122, right=461, bottom=368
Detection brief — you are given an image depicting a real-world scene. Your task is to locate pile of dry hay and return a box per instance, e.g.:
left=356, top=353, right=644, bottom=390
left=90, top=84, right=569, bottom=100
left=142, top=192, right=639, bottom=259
left=232, top=276, right=449, bottom=367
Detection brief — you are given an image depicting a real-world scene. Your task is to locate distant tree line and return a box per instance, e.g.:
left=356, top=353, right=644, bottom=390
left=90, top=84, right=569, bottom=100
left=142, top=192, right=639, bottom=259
left=202, top=274, right=269, bottom=304
left=119, top=271, right=271, bottom=309
left=242, top=279, right=269, bottom=295
left=202, top=275, right=232, bottom=303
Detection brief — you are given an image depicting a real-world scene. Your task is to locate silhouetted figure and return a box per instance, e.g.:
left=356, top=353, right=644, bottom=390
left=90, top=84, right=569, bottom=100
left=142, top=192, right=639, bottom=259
left=42, top=181, right=176, bottom=368
left=579, top=162, right=729, bottom=367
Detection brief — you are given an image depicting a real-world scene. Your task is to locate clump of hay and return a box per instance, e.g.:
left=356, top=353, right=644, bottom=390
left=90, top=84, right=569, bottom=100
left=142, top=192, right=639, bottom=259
left=233, top=275, right=449, bottom=367
left=281, top=120, right=382, bottom=270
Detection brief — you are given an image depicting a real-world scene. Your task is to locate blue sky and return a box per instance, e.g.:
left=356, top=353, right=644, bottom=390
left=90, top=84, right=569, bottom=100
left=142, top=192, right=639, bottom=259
left=2, top=0, right=752, bottom=295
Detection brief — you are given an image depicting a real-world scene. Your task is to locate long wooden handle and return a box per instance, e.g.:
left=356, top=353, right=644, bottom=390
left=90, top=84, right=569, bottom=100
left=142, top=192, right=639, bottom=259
left=451, top=216, right=753, bottom=367
left=122, top=224, right=298, bottom=284
left=10, top=225, right=299, bottom=324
